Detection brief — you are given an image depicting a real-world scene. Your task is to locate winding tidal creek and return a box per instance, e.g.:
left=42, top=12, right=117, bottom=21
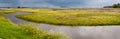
left=3, top=12, right=120, bottom=39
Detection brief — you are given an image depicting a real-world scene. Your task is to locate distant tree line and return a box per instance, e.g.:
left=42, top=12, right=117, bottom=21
left=104, top=3, right=120, bottom=8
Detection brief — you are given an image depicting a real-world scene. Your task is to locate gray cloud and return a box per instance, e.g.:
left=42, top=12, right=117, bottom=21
left=0, top=0, right=20, bottom=7
left=0, top=0, right=120, bottom=8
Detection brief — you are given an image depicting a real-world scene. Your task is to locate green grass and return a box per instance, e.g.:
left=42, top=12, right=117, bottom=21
left=0, top=21, right=31, bottom=39
left=16, top=8, right=120, bottom=26
left=20, top=24, right=68, bottom=39
left=2, top=8, right=16, bottom=13
left=0, top=11, right=68, bottom=39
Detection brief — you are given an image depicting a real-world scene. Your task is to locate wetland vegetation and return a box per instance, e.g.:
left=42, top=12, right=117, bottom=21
left=1, top=0, right=120, bottom=39
left=0, top=9, right=68, bottom=39
left=16, top=8, right=120, bottom=26
left=1, top=8, right=120, bottom=39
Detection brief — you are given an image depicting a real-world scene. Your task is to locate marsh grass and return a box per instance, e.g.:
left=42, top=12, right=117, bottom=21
left=0, top=11, right=68, bottom=39
left=19, top=24, right=68, bottom=39
left=16, top=8, right=120, bottom=26
left=2, top=9, right=16, bottom=13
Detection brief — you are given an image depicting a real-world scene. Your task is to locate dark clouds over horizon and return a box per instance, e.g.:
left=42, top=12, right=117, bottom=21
left=0, top=0, right=120, bottom=8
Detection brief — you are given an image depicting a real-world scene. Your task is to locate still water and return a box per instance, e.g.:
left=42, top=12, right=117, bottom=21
left=3, top=12, right=120, bottom=39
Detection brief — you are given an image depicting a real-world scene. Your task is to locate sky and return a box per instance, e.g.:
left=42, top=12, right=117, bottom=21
left=0, top=0, right=120, bottom=8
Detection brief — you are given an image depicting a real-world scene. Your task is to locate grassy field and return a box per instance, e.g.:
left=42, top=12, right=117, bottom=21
left=0, top=9, right=68, bottom=39
left=16, top=8, right=120, bottom=26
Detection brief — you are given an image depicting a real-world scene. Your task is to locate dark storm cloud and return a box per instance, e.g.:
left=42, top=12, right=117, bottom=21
left=19, top=0, right=87, bottom=7
left=0, top=0, right=120, bottom=8
left=0, top=0, right=20, bottom=7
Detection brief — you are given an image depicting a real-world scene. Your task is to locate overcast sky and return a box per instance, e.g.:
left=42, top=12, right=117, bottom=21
left=0, top=0, right=120, bottom=8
